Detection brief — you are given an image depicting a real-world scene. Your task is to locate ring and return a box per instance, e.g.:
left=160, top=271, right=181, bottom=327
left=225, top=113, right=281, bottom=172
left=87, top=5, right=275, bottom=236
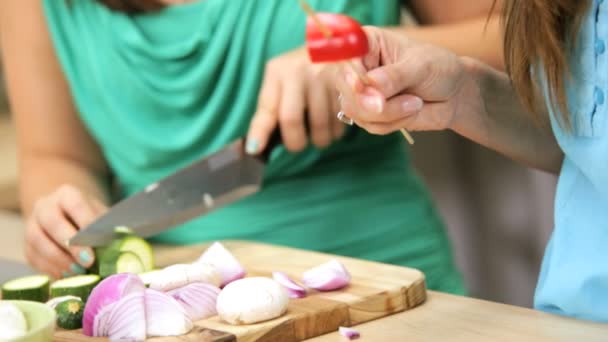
left=337, top=111, right=354, bottom=126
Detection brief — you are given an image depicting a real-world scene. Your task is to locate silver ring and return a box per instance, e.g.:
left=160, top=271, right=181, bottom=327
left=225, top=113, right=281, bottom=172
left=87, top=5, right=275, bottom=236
left=337, top=111, right=354, bottom=126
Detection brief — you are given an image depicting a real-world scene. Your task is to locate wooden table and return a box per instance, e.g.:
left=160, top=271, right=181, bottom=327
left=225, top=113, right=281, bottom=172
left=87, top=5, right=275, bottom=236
left=1, top=211, right=607, bottom=341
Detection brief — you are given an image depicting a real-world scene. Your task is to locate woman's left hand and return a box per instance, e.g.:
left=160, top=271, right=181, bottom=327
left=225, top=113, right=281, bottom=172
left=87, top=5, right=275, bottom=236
left=246, top=47, right=345, bottom=154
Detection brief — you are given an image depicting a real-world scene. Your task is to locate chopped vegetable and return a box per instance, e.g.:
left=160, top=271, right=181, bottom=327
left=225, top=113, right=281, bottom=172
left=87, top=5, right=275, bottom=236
left=0, top=302, right=27, bottom=340
left=145, top=289, right=193, bottom=337
left=216, top=277, right=288, bottom=325
left=93, top=233, right=154, bottom=276
left=82, top=273, right=145, bottom=336
left=167, top=282, right=220, bottom=321
left=302, top=259, right=351, bottom=291
left=99, top=250, right=145, bottom=278
left=197, top=242, right=245, bottom=287
left=305, top=13, right=369, bottom=63
left=272, top=272, right=307, bottom=298
left=139, top=269, right=162, bottom=287
left=46, top=295, right=81, bottom=310
left=149, top=263, right=220, bottom=292
left=103, top=291, right=147, bottom=340
left=55, top=298, right=84, bottom=330
left=1, top=274, right=50, bottom=302
left=339, top=326, right=360, bottom=340
left=50, top=274, right=100, bottom=302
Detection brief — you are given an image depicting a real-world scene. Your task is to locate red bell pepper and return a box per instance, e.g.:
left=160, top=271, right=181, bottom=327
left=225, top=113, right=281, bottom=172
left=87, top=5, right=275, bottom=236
left=305, top=13, right=369, bottom=63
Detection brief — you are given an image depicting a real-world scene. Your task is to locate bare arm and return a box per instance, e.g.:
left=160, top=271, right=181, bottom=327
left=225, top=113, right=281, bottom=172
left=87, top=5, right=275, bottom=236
left=0, top=0, right=110, bottom=213
left=390, top=0, right=504, bottom=70
left=0, top=0, right=110, bottom=277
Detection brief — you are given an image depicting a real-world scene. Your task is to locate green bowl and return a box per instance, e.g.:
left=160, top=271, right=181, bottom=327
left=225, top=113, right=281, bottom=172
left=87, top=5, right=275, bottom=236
left=2, top=300, right=55, bottom=342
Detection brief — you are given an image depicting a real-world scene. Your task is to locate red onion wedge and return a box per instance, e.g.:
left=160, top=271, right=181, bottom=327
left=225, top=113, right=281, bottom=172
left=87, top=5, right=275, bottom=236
left=272, top=272, right=307, bottom=298
left=302, top=259, right=351, bottom=291
left=83, top=273, right=145, bottom=336
left=145, top=289, right=193, bottom=337
left=339, top=326, right=360, bottom=340
left=167, top=283, right=220, bottom=321
left=197, top=242, right=246, bottom=287
left=106, top=291, right=146, bottom=341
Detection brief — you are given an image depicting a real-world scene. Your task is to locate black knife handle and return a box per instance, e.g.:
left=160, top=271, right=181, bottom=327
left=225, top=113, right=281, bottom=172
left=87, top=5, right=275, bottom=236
left=255, top=113, right=312, bottom=163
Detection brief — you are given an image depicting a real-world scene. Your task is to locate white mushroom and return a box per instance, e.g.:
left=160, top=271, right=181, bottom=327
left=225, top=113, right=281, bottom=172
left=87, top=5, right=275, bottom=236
left=216, top=277, right=289, bottom=325
left=149, top=263, right=221, bottom=291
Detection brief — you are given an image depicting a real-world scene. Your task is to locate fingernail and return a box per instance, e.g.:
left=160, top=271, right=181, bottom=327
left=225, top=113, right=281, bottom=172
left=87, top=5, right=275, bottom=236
left=62, top=271, right=71, bottom=278
left=70, top=263, right=86, bottom=274
left=402, top=97, right=424, bottom=112
left=361, top=95, right=384, bottom=113
left=246, top=139, right=259, bottom=155
left=345, top=71, right=357, bottom=88
left=79, top=250, right=92, bottom=265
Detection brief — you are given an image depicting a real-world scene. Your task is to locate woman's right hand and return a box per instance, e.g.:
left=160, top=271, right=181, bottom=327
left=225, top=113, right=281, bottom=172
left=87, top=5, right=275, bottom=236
left=25, top=185, right=107, bottom=279
left=335, top=27, right=480, bottom=135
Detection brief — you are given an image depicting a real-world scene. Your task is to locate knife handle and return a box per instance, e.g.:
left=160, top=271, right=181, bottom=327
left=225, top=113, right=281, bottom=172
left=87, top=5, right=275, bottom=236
left=256, top=112, right=314, bottom=163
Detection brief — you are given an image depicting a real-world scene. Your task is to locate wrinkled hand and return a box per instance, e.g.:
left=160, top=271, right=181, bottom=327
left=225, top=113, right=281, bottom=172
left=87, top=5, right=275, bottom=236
left=335, top=26, right=472, bottom=135
left=25, top=185, right=107, bottom=279
left=246, top=47, right=345, bottom=154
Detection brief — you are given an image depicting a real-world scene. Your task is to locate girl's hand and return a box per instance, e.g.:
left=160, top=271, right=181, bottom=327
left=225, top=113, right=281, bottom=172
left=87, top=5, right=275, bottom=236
left=246, top=47, right=345, bottom=154
left=335, top=27, right=474, bottom=135
left=25, top=185, right=107, bottom=279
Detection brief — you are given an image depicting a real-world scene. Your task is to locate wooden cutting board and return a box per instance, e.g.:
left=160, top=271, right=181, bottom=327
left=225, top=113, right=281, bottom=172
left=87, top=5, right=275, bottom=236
left=55, top=241, right=426, bottom=342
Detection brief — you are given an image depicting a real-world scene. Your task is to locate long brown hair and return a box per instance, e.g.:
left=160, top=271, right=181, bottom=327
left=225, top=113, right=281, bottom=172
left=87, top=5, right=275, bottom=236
left=501, top=0, right=590, bottom=127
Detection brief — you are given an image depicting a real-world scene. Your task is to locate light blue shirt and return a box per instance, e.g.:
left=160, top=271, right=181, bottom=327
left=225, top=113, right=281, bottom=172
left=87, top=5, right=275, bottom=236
left=535, top=0, right=608, bottom=322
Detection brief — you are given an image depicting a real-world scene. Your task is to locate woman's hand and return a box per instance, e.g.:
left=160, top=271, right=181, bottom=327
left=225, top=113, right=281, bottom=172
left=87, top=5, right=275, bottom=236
left=335, top=26, right=477, bottom=135
left=25, top=185, right=107, bottom=279
left=246, top=47, right=345, bottom=154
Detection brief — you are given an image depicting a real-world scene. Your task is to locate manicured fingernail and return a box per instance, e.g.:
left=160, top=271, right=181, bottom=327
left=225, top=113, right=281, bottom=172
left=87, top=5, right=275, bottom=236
left=62, top=271, right=71, bottom=278
left=402, top=97, right=424, bottom=112
left=361, top=95, right=384, bottom=113
left=79, top=250, right=92, bottom=264
left=246, top=139, right=259, bottom=154
left=70, top=263, right=86, bottom=274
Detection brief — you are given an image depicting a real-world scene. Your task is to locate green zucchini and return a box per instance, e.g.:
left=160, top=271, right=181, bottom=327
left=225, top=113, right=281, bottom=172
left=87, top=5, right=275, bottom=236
left=55, top=298, right=84, bottom=330
left=50, top=275, right=100, bottom=302
left=1, top=275, right=50, bottom=302
left=99, top=251, right=145, bottom=278
left=107, top=235, right=154, bottom=271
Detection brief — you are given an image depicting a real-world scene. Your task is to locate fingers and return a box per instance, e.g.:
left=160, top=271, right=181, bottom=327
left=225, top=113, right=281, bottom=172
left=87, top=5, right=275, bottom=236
left=246, top=73, right=281, bottom=155
left=25, top=218, right=74, bottom=279
left=307, top=79, right=332, bottom=148
left=278, top=77, right=307, bottom=152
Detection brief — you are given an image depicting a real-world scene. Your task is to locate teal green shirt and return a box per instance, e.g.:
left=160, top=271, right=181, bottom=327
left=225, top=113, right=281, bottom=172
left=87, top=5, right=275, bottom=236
left=43, top=0, right=464, bottom=293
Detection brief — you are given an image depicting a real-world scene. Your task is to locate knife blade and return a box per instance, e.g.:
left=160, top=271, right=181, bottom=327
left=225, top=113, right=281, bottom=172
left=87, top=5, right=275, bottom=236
left=69, top=130, right=280, bottom=247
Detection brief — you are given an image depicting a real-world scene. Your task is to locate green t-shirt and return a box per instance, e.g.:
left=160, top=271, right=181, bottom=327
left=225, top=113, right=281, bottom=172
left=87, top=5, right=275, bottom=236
left=43, top=0, right=464, bottom=293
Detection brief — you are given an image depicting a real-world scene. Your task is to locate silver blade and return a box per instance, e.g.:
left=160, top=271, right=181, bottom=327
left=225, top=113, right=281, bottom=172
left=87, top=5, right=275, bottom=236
left=69, top=140, right=264, bottom=247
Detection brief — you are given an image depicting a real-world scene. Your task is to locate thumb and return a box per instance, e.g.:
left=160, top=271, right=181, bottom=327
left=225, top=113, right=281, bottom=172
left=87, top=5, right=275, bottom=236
left=365, top=59, right=425, bottom=99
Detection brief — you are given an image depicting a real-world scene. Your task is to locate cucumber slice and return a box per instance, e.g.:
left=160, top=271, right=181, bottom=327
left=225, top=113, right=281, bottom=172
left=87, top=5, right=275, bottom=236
left=50, top=275, right=100, bottom=302
left=109, top=235, right=154, bottom=271
left=55, top=298, right=84, bottom=330
left=2, top=275, right=50, bottom=302
left=99, top=251, right=144, bottom=278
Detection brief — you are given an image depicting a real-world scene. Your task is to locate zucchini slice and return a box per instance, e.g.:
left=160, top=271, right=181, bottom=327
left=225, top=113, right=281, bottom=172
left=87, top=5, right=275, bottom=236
left=55, top=298, right=84, bottom=330
left=1, top=275, right=50, bottom=302
left=50, top=275, right=100, bottom=302
left=99, top=251, right=145, bottom=278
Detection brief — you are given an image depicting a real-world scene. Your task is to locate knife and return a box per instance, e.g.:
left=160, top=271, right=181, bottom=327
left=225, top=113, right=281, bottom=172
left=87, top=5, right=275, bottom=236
left=69, top=129, right=283, bottom=247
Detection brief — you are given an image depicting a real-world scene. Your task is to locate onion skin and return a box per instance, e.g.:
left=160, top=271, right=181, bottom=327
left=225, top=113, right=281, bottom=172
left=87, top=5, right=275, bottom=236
left=83, top=273, right=145, bottom=336
left=339, top=326, right=360, bottom=340
left=198, top=242, right=246, bottom=287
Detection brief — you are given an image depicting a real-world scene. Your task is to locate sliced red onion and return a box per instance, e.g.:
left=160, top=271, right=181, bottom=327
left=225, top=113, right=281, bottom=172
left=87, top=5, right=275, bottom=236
left=83, top=273, right=145, bottom=336
left=145, top=289, right=193, bottom=337
left=302, top=259, right=351, bottom=291
left=106, top=291, right=146, bottom=341
left=339, top=326, right=360, bottom=340
left=272, top=272, right=307, bottom=298
left=197, top=242, right=245, bottom=287
left=167, top=283, right=220, bottom=321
